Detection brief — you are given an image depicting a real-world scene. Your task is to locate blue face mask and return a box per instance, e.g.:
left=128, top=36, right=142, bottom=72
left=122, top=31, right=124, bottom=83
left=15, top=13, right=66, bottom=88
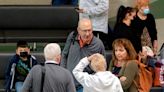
left=143, top=8, right=150, bottom=15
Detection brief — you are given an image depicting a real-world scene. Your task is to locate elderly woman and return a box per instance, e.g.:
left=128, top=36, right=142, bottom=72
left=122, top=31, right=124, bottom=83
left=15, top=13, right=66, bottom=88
left=73, top=53, right=123, bottom=92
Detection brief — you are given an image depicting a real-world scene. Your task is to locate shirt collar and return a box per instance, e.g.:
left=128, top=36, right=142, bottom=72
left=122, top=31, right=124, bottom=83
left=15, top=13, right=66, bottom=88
left=78, top=35, right=92, bottom=48
left=45, top=60, right=59, bottom=64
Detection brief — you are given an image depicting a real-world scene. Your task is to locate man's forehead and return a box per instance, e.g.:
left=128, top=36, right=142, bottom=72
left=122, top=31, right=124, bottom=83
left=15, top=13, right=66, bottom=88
left=80, top=25, right=92, bottom=30
left=79, top=18, right=92, bottom=26
left=17, top=47, right=28, bottom=50
left=79, top=22, right=92, bottom=30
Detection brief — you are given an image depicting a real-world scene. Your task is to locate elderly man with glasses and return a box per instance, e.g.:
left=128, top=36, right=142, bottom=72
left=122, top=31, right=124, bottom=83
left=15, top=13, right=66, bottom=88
left=60, top=18, right=105, bottom=92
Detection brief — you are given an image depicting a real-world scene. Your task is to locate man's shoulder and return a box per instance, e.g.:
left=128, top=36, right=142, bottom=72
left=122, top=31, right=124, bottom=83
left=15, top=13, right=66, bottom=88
left=91, top=36, right=104, bottom=46
left=68, top=31, right=77, bottom=37
left=30, top=64, right=42, bottom=71
left=10, top=54, right=20, bottom=63
left=30, top=55, right=36, bottom=60
left=11, top=54, right=19, bottom=58
left=28, top=55, right=38, bottom=65
left=57, top=66, right=72, bottom=74
left=58, top=65, right=69, bottom=71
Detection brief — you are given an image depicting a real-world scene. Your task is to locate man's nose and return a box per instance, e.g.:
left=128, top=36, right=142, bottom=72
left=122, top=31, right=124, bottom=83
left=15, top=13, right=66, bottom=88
left=86, top=31, right=89, bottom=36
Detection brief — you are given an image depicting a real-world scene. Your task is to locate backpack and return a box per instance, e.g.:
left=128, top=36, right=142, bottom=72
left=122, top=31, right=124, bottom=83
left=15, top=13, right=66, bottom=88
left=134, top=60, right=153, bottom=92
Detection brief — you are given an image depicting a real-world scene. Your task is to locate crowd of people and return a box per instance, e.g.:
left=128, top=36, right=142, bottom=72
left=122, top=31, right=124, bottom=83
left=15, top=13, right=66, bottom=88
left=5, top=0, right=163, bottom=92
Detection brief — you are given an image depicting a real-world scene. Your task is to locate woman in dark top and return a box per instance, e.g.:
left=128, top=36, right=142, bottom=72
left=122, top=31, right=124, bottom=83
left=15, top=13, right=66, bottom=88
left=113, top=5, right=141, bottom=53
left=131, top=0, right=158, bottom=54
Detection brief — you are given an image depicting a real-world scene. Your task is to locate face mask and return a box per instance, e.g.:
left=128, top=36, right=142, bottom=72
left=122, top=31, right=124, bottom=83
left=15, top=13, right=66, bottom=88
left=143, top=8, right=150, bottom=15
left=20, top=52, right=28, bottom=58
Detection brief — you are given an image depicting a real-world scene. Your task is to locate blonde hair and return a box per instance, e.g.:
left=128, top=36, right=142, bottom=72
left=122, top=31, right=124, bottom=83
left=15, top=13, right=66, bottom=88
left=90, top=53, right=106, bottom=72
left=135, top=0, right=149, bottom=10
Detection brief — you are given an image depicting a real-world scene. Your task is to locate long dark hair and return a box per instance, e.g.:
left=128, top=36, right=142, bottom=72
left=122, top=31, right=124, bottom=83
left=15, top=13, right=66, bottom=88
left=114, top=5, right=136, bottom=31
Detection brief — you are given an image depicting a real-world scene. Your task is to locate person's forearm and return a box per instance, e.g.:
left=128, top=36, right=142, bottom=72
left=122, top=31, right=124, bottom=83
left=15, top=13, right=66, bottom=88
left=153, top=40, right=158, bottom=54
left=73, top=57, right=89, bottom=73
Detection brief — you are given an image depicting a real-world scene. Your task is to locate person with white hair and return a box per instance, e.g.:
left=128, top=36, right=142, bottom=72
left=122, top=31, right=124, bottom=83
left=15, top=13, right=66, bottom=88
left=73, top=53, right=123, bottom=92
left=21, top=43, right=76, bottom=92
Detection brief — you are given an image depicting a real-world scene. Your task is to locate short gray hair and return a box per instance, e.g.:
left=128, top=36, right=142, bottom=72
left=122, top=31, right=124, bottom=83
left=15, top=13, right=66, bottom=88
left=44, top=43, right=61, bottom=61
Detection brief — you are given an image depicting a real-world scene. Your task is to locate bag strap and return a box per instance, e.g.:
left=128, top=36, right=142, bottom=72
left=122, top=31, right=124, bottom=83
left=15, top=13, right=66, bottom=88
left=133, top=59, right=149, bottom=91
left=65, top=31, right=77, bottom=59
left=40, top=63, right=45, bottom=92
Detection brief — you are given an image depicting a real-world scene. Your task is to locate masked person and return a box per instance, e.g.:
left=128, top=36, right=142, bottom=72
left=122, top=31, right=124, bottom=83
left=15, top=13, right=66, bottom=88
left=5, top=40, right=37, bottom=92
left=131, top=0, right=158, bottom=54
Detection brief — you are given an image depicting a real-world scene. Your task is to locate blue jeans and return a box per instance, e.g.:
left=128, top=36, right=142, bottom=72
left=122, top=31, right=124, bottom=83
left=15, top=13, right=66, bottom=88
left=76, top=86, right=83, bottom=92
left=15, top=82, right=23, bottom=92
left=71, top=0, right=78, bottom=5
left=163, top=87, right=164, bottom=92
left=52, top=0, right=66, bottom=5
left=52, top=0, right=78, bottom=5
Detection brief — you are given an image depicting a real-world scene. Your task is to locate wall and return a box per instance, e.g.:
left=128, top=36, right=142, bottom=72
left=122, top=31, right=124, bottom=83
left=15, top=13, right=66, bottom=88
left=0, top=0, right=51, bottom=5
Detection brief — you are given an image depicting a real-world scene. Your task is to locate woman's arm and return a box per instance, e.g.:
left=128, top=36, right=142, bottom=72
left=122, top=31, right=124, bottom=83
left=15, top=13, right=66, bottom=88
left=120, top=61, right=138, bottom=90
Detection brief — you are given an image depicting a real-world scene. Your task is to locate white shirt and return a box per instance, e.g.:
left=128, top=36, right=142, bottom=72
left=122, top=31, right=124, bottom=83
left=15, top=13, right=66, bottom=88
left=79, top=0, right=109, bottom=34
left=73, top=57, right=123, bottom=92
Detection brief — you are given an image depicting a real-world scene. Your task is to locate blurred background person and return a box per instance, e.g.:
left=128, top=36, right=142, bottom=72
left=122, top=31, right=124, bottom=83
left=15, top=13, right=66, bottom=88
left=131, top=0, right=158, bottom=54
left=113, top=5, right=140, bottom=53
left=5, top=40, right=37, bottom=92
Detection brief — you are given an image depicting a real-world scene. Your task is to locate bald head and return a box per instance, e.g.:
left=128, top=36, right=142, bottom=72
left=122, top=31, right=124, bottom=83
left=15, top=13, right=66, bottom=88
left=78, top=18, right=92, bottom=31
left=77, top=18, right=93, bottom=44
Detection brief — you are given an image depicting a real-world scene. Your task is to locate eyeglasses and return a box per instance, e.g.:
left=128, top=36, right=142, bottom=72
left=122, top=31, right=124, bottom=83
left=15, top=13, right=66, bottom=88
left=81, top=29, right=92, bottom=32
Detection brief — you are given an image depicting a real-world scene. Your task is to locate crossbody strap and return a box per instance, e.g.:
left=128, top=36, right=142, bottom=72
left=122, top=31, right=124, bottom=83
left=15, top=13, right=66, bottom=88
left=40, top=63, right=45, bottom=92
left=66, top=31, right=77, bottom=58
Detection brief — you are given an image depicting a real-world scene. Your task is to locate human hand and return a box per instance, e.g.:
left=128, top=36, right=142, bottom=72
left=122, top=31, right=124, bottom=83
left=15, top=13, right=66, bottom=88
left=75, top=7, right=84, bottom=13
left=120, top=76, right=127, bottom=82
left=153, top=40, right=158, bottom=55
left=153, top=48, right=157, bottom=55
left=139, top=49, right=148, bottom=59
left=88, top=53, right=99, bottom=62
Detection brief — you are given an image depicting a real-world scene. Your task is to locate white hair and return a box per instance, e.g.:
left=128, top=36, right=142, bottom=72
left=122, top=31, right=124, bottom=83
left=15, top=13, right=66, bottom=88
left=44, top=43, right=61, bottom=61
